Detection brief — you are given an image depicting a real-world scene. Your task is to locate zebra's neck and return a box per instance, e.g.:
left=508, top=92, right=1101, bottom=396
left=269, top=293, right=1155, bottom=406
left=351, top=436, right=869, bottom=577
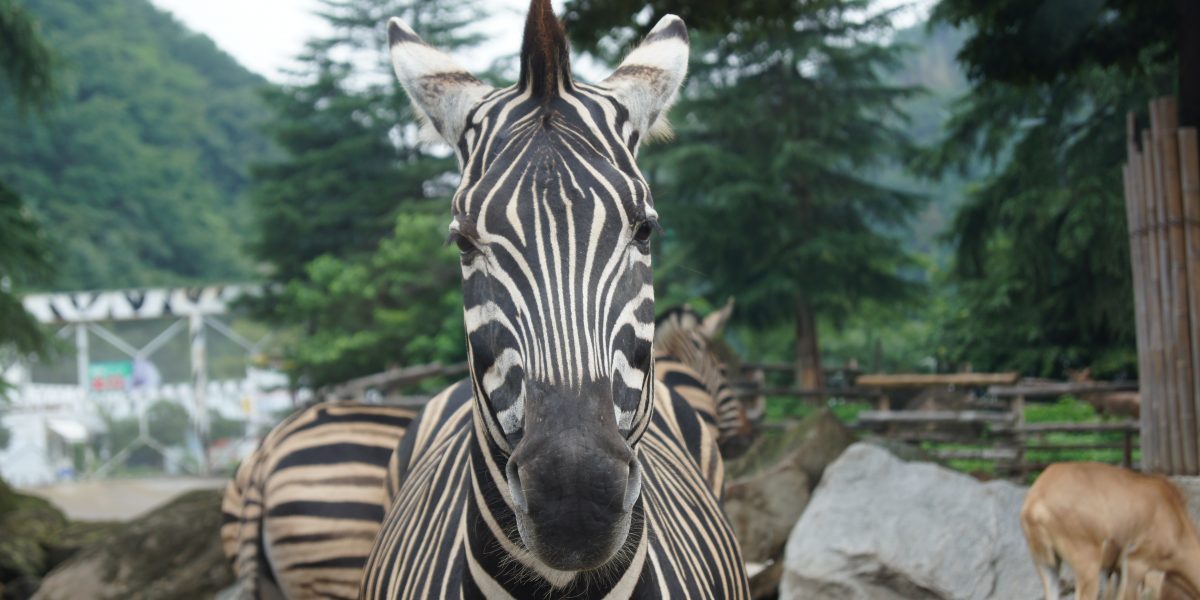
left=464, top=402, right=651, bottom=596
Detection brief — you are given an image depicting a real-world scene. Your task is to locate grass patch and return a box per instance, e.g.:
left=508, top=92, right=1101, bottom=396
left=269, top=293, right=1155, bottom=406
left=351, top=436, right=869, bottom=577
left=764, top=396, right=873, bottom=424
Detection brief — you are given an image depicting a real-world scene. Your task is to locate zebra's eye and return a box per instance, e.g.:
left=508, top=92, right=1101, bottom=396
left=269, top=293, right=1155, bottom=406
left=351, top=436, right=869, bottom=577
left=633, top=221, right=655, bottom=244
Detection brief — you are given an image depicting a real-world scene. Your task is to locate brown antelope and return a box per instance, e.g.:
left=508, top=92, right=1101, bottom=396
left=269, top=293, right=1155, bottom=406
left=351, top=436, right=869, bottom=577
left=1020, top=462, right=1200, bottom=599
left=1067, top=367, right=1141, bottom=420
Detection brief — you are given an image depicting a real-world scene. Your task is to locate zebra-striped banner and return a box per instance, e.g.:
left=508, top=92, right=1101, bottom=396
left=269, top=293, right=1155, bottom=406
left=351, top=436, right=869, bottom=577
left=22, top=285, right=260, bottom=324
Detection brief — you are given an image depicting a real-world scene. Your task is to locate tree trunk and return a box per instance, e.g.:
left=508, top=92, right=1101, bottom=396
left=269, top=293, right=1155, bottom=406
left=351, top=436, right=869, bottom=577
left=1180, top=0, right=1200, bottom=128
left=794, top=294, right=825, bottom=390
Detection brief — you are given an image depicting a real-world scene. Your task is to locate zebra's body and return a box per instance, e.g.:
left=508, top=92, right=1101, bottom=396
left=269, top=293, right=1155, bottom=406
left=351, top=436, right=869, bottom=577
left=220, top=401, right=414, bottom=600
left=359, top=0, right=750, bottom=595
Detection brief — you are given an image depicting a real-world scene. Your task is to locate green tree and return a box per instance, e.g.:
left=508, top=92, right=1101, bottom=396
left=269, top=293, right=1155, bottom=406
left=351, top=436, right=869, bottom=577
left=251, top=0, right=486, bottom=386
left=934, top=0, right=1195, bottom=127
left=0, top=0, right=54, bottom=377
left=925, top=0, right=1180, bottom=376
left=568, top=0, right=924, bottom=387
left=0, top=0, right=54, bottom=107
left=277, top=210, right=464, bottom=387
left=0, top=0, right=270, bottom=290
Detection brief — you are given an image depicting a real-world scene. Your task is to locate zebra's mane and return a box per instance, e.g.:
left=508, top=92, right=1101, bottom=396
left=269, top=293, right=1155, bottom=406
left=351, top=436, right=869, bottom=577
left=519, top=0, right=572, bottom=102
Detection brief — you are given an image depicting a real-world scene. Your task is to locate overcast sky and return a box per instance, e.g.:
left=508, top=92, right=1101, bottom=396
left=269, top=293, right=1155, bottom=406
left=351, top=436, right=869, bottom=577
left=149, top=0, right=932, bottom=83
left=150, top=0, right=531, bottom=81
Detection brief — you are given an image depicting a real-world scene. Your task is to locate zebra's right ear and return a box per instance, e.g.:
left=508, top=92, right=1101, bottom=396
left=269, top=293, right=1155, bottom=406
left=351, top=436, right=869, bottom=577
left=700, top=298, right=735, bottom=339
left=388, top=17, right=493, bottom=146
left=601, top=15, right=689, bottom=148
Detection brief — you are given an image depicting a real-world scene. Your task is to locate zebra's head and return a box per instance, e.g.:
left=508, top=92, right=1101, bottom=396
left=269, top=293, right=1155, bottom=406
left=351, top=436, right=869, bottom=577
left=389, top=0, right=688, bottom=572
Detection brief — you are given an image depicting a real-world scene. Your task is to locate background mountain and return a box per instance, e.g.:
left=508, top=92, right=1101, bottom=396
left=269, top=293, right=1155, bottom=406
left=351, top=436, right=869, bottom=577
left=0, top=0, right=272, bottom=290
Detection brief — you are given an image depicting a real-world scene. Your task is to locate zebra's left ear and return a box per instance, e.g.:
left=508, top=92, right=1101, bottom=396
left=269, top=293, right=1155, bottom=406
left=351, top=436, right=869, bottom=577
left=388, top=17, right=494, bottom=146
left=601, top=15, right=689, bottom=148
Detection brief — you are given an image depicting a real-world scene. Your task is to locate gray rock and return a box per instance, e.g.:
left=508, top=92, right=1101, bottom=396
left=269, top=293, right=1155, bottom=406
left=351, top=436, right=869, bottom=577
left=781, top=443, right=1041, bottom=600
left=33, top=490, right=232, bottom=600
left=725, top=465, right=810, bottom=564
left=1171, top=476, right=1200, bottom=527
left=724, top=410, right=855, bottom=565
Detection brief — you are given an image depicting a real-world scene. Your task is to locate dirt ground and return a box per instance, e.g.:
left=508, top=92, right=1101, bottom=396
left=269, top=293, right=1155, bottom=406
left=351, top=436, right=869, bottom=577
left=16, top=477, right=228, bottom=521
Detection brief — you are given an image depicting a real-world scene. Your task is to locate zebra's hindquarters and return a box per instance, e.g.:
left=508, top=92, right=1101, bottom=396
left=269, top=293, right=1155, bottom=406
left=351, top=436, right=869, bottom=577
left=220, top=401, right=414, bottom=600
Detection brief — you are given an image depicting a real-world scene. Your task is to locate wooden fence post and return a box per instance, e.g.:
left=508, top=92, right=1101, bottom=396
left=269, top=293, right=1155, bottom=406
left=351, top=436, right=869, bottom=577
left=1180, top=127, right=1200, bottom=475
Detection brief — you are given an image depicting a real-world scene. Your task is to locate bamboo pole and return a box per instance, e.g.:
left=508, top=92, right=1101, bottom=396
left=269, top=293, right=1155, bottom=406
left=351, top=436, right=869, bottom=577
left=1181, top=127, right=1200, bottom=473
left=1156, top=97, right=1198, bottom=475
left=1150, top=100, right=1178, bottom=473
left=1125, top=112, right=1156, bottom=470
left=1143, top=123, right=1173, bottom=473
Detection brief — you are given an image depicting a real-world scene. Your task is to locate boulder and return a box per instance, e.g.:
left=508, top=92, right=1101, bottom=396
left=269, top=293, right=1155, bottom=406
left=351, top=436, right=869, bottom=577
left=724, top=410, right=856, bottom=563
left=0, top=477, right=115, bottom=599
left=781, top=443, right=1041, bottom=600
left=33, top=490, right=233, bottom=600
left=726, top=409, right=857, bottom=482
left=722, top=411, right=857, bottom=597
left=0, top=479, right=68, bottom=597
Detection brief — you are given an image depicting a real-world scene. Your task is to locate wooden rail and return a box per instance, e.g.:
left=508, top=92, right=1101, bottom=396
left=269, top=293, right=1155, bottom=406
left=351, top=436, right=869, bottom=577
left=729, top=386, right=883, bottom=400
left=856, top=410, right=1015, bottom=426
left=323, top=361, right=469, bottom=402
left=989, top=381, right=1139, bottom=397
left=855, top=372, right=1020, bottom=388
left=852, top=409, right=1138, bottom=477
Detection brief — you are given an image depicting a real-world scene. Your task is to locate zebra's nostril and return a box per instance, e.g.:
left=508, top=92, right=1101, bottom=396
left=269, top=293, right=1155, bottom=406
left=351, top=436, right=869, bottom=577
left=505, top=459, right=529, bottom=513
left=622, top=458, right=642, bottom=513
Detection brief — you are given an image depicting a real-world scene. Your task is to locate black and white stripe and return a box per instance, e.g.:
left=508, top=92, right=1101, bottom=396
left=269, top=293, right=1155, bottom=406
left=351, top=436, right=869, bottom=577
left=363, top=1, right=749, bottom=597
left=220, top=402, right=414, bottom=600
left=655, top=304, right=754, bottom=453
left=361, top=374, right=746, bottom=599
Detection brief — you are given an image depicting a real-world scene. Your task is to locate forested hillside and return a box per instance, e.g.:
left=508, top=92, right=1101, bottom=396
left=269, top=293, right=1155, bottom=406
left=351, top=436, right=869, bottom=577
left=0, top=0, right=270, bottom=290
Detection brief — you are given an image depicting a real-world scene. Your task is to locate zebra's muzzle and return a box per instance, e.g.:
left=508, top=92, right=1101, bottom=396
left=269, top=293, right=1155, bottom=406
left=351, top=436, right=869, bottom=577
left=504, top=381, right=644, bottom=571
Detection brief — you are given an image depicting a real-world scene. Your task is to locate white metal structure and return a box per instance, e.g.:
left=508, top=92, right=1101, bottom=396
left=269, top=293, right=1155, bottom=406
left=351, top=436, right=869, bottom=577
left=1, top=285, right=295, bottom=486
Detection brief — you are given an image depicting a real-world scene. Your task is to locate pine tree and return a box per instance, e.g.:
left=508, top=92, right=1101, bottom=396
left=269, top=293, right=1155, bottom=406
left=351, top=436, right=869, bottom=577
left=568, top=0, right=924, bottom=387
left=0, top=0, right=53, bottom=362
left=250, top=0, right=487, bottom=386
left=925, top=0, right=1179, bottom=376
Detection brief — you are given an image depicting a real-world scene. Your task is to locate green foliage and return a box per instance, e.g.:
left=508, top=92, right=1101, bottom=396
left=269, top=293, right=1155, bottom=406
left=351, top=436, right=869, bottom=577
left=932, top=0, right=1173, bottom=89
left=0, top=0, right=54, bottom=367
left=146, top=400, right=190, bottom=447
left=251, top=0, right=485, bottom=387
left=249, top=61, right=440, bottom=281
left=0, top=0, right=271, bottom=290
left=0, top=0, right=55, bottom=108
left=208, top=409, right=244, bottom=442
left=924, top=1, right=1176, bottom=377
left=1022, top=396, right=1138, bottom=476
left=0, top=181, right=50, bottom=356
left=571, top=0, right=925, bottom=371
left=275, top=210, right=465, bottom=387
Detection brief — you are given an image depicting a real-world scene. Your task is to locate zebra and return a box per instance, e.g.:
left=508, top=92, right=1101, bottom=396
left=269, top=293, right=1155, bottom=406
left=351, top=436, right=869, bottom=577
left=216, top=315, right=741, bottom=599
left=654, top=302, right=754, bottom=454
left=221, top=401, right=415, bottom=599
left=360, top=0, right=751, bottom=596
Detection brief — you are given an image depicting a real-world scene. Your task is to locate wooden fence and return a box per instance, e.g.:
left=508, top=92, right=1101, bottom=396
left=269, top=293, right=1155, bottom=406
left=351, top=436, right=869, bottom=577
left=319, top=358, right=1141, bottom=478
left=1123, top=96, right=1200, bottom=475
left=730, top=364, right=1140, bottom=477
left=854, top=408, right=1138, bottom=478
